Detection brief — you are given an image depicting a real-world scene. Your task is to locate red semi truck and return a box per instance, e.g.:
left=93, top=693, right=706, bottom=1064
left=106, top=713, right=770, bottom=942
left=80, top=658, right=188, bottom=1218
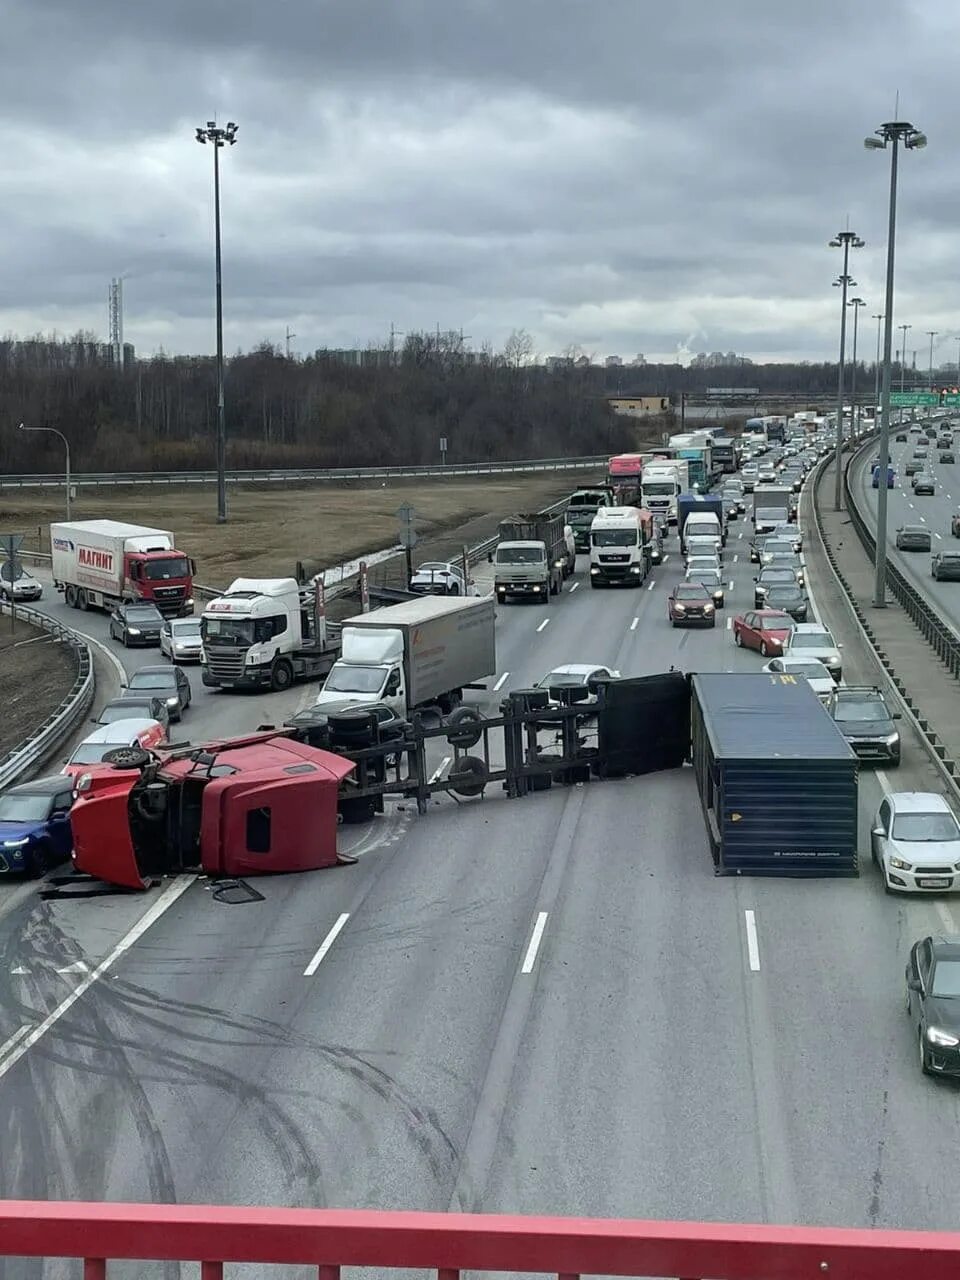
left=69, top=731, right=355, bottom=889
left=51, top=519, right=196, bottom=617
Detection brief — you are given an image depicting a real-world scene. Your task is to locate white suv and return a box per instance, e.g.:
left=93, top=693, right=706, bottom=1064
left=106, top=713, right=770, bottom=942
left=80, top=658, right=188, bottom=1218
left=872, top=793, right=960, bottom=894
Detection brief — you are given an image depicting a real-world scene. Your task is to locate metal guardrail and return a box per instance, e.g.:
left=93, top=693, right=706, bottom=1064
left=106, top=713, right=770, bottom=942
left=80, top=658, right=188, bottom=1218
left=0, top=603, right=94, bottom=789
left=0, top=456, right=610, bottom=490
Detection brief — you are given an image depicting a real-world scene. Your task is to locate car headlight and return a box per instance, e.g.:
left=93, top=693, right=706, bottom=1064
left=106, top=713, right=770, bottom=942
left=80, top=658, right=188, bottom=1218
left=127, top=627, right=141, bottom=636
left=674, top=603, right=686, bottom=613
left=185, top=598, right=194, bottom=607
left=166, top=696, right=179, bottom=707
left=589, top=567, right=599, bottom=574
left=532, top=585, right=542, bottom=592
left=2, top=838, right=28, bottom=849
left=883, top=732, right=900, bottom=746
left=704, top=603, right=714, bottom=614
left=713, top=591, right=723, bottom=604
left=889, top=857, right=913, bottom=871
left=630, top=566, right=641, bottom=574
left=927, top=1026, right=960, bottom=1048
left=756, top=585, right=766, bottom=595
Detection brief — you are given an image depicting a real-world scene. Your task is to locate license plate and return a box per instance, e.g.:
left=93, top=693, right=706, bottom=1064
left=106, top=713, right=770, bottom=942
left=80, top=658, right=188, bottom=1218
left=919, top=878, right=950, bottom=889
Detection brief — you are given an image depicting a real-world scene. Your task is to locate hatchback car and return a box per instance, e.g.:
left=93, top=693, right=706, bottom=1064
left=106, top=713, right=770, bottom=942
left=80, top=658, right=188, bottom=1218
left=684, top=567, right=724, bottom=608
left=95, top=696, right=171, bottom=735
left=874, top=793, right=960, bottom=895
left=122, top=665, right=192, bottom=721
left=913, top=473, right=936, bottom=496
left=772, top=523, right=802, bottom=552
left=0, top=776, right=75, bottom=877
left=160, top=617, right=203, bottom=663
left=0, top=562, right=43, bottom=602
left=932, top=552, right=960, bottom=582
left=62, top=719, right=166, bottom=777
left=761, top=583, right=808, bottom=621
left=784, top=623, right=843, bottom=681
left=758, top=538, right=796, bottom=566
left=907, top=935, right=960, bottom=1076
left=827, top=686, right=901, bottom=765
left=941, top=451, right=956, bottom=464
left=685, top=533, right=723, bottom=562
left=109, top=602, right=165, bottom=647
left=668, top=582, right=716, bottom=627
left=896, top=525, right=932, bottom=552
left=732, top=609, right=794, bottom=656
left=762, top=655, right=834, bottom=699
left=754, top=566, right=801, bottom=609
left=764, top=553, right=805, bottom=587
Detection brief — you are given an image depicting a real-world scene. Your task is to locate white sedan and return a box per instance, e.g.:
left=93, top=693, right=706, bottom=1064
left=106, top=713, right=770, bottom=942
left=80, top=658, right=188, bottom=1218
left=762, top=655, right=835, bottom=700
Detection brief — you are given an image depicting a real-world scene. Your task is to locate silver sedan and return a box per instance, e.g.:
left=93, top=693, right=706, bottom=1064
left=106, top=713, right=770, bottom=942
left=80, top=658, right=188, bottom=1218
left=160, top=617, right=203, bottom=663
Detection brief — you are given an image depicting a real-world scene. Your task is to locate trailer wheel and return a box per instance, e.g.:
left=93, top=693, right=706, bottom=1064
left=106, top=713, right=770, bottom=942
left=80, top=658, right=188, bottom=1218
left=102, top=746, right=151, bottom=769
left=77, top=589, right=89, bottom=611
left=270, top=660, right=293, bottom=691
left=447, top=755, right=487, bottom=798
left=446, top=706, right=483, bottom=748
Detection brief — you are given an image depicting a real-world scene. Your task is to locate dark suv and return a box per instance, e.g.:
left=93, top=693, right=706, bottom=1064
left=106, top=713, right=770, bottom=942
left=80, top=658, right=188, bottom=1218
left=827, top=686, right=901, bottom=766
left=932, top=552, right=960, bottom=582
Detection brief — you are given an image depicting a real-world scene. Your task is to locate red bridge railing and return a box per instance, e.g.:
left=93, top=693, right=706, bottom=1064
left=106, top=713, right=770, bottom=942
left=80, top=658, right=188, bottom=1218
left=1, top=1202, right=959, bottom=1278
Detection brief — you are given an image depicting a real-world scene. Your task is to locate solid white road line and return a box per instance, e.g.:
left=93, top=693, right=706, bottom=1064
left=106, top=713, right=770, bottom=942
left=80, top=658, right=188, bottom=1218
left=647, top=580, right=656, bottom=591
left=520, top=911, right=549, bottom=974
left=303, top=912, right=351, bottom=976
left=568, top=581, right=579, bottom=593
left=429, top=756, right=451, bottom=784
left=630, top=616, right=639, bottom=631
left=744, top=909, right=761, bottom=972
left=493, top=672, right=510, bottom=692
left=726, top=616, right=733, bottom=629
left=536, top=618, right=550, bottom=633
left=0, top=875, right=194, bottom=1081
left=662, top=554, right=670, bottom=563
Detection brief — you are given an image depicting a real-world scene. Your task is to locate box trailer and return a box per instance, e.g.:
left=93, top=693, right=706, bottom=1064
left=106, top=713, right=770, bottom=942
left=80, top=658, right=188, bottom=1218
left=50, top=519, right=195, bottom=617
left=690, top=672, right=859, bottom=876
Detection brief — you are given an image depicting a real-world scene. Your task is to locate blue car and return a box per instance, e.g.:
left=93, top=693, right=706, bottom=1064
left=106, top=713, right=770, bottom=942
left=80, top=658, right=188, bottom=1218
left=0, top=776, right=75, bottom=877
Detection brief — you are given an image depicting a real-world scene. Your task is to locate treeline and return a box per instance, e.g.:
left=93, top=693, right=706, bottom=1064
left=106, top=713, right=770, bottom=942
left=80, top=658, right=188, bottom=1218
left=0, top=331, right=638, bottom=473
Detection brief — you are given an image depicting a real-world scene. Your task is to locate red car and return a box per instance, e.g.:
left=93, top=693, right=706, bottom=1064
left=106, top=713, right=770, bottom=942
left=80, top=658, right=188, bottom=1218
left=732, top=609, right=795, bottom=656
left=667, top=582, right=716, bottom=627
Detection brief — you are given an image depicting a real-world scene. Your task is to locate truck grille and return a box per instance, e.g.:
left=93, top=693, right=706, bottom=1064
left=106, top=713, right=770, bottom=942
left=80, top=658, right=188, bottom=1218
left=205, top=651, right=246, bottom=679
left=600, top=553, right=630, bottom=563
left=153, top=586, right=185, bottom=600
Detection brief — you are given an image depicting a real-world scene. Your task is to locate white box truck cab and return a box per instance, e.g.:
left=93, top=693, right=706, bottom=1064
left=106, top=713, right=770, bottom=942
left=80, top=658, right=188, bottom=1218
left=315, top=595, right=496, bottom=718
left=640, top=463, right=683, bottom=523
left=589, top=507, right=648, bottom=588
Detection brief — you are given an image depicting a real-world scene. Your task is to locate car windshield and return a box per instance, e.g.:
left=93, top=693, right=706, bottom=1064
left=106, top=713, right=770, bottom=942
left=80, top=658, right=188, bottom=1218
left=592, top=530, right=637, bottom=547
left=932, top=960, right=960, bottom=998
left=171, top=620, right=201, bottom=637
left=686, top=572, right=718, bottom=585
left=125, top=607, right=162, bottom=623
left=763, top=542, right=793, bottom=555
left=0, top=794, right=53, bottom=821
left=761, top=570, right=795, bottom=583
left=496, top=547, right=543, bottom=563
left=784, top=662, right=830, bottom=679
left=69, top=742, right=127, bottom=765
left=765, top=587, right=801, bottom=601
left=676, top=585, right=709, bottom=599
left=759, top=616, right=791, bottom=630
left=128, top=673, right=174, bottom=691
left=538, top=670, right=590, bottom=688
left=323, top=665, right=386, bottom=694
left=833, top=700, right=888, bottom=722
left=892, top=813, right=960, bottom=842
left=790, top=631, right=834, bottom=649
left=901, top=527, right=928, bottom=537
left=142, top=556, right=189, bottom=581
left=100, top=702, right=154, bottom=723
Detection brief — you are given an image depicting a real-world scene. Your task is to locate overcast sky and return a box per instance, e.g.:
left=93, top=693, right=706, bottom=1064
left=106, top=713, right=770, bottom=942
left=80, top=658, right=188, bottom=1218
left=1, top=0, right=957, bottom=365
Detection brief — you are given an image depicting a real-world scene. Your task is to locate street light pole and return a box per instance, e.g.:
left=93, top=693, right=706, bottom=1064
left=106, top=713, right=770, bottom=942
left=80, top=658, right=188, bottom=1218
left=873, top=314, right=884, bottom=419
left=848, top=298, right=865, bottom=441
left=196, top=120, right=238, bottom=525
left=928, top=330, right=939, bottom=390
left=864, top=119, right=927, bottom=608
left=898, top=322, right=912, bottom=426
left=18, top=422, right=70, bottom=520
left=830, top=229, right=864, bottom=510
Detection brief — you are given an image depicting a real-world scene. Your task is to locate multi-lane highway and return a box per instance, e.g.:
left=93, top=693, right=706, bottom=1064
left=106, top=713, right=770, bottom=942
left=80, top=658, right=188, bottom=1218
left=853, top=430, right=960, bottom=627
left=1, top=477, right=960, bottom=1235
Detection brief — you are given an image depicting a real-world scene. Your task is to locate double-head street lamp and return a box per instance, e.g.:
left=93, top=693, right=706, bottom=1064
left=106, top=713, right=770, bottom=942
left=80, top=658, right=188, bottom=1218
left=864, top=120, right=927, bottom=607
left=195, top=120, right=238, bottom=525
left=830, top=230, right=864, bottom=510
left=848, top=297, right=866, bottom=439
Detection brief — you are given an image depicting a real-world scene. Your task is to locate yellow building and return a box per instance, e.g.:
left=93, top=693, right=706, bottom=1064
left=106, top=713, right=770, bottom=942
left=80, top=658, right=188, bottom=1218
left=606, top=395, right=671, bottom=417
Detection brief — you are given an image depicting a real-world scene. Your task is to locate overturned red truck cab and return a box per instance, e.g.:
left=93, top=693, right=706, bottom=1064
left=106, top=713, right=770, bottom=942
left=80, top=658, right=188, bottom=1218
left=69, top=732, right=356, bottom=890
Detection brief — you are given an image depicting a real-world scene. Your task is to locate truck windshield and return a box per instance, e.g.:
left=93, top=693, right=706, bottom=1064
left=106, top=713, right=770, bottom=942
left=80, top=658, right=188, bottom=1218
left=642, top=482, right=676, bottom=496
left=202, top=618, right=255, bottom=645
left=592, top=530, right=637, bottom=547
left=496, top=547, right=543, bottom=564
left=324, top=665, right=386, bottom=694
left=142, top=557, right=190, bottom=580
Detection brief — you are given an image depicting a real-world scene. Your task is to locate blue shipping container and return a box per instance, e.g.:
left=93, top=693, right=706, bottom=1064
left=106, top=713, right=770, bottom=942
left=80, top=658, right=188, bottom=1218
left=690, top=672, right=859, bottom=877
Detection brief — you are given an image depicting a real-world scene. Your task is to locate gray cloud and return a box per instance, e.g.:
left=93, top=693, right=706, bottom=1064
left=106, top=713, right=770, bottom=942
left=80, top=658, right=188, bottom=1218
left=0, top=0, right=955, bottom=363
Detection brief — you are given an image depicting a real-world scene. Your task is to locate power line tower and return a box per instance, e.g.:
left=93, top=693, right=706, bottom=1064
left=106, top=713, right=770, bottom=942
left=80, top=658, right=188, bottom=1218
left=108, top=278, right=124, bottom=370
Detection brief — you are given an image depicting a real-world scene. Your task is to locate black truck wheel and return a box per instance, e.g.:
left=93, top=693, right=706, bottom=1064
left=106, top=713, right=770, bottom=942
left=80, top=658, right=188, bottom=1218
left=270, top=660, right=294, bottom=691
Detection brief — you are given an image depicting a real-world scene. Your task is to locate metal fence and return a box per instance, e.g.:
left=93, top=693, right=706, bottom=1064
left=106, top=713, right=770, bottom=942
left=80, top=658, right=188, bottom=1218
left=0, top=603, right=94, bottom=789
left=0, top=1199, right=956, bottom=1277
left=0, top=456, right=609, bottom=491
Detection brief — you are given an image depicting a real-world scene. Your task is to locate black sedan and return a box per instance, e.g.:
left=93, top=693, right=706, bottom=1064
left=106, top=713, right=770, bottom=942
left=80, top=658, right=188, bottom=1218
left=109, top=602, right=164, bottom=647
left=122, top=665, right=192, bottom=721
left=941, top=451, right=956, bottom=464
left=895, top=432, right=908, bottom=442
left=932, top=552, right=960, bottom=582
left=904, top=458, right=924, bottom=476
left=761, top=583, right=808, bottom=621
left=96, top=696, right=171, bottom=734
left=907, top=936, right=960, bottom=1077
left=913, top=473, right=936, bottom=496
left=896, top=525, right=932, bottom=552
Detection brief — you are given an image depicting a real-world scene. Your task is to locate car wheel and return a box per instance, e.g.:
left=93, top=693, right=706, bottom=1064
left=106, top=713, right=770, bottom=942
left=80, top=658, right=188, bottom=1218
left=27, top=842, right=50, bottom=879
left=920, top=1031, right=932, bottom=1076
left=734, top=629, right=742, bottom=646
left=761, top=642, right=770, bottom=657
left=906, top=987, right=912, bottom=1017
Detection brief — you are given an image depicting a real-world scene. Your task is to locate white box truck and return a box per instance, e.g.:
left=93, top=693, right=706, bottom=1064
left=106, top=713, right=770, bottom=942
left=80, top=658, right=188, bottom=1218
left=51, top=519, right=195, bottom=617
left=315, top=594, right=496, bottom=718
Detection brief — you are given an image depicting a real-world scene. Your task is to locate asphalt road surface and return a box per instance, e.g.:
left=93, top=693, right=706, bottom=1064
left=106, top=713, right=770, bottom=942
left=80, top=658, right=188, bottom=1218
left=1, top=473, right=960, bottom=1255
left=853, top=432, right=960, bottom=628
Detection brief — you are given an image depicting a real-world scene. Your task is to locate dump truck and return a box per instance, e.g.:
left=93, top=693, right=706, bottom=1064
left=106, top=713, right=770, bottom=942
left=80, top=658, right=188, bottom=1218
left=492, top=512, right=573, bottom=602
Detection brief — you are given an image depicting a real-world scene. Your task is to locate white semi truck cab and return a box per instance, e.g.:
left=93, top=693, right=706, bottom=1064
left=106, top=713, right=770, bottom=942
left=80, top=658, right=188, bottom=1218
left=200, top=577, right=337, bottom=692
left=589, top=507, right=648, bottom=588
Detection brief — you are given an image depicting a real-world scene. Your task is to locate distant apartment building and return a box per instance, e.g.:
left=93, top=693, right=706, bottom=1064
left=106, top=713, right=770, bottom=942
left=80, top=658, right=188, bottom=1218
left=604, top=355, right=623, bottom=368
left=690, top=351, right=755, bottom=369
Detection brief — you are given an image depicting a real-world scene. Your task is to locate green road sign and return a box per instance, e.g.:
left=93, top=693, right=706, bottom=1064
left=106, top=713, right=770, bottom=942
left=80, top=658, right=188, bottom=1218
left=941, top=393, right=960, bottom=407
left=890, top=391, right=939, bottom=407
